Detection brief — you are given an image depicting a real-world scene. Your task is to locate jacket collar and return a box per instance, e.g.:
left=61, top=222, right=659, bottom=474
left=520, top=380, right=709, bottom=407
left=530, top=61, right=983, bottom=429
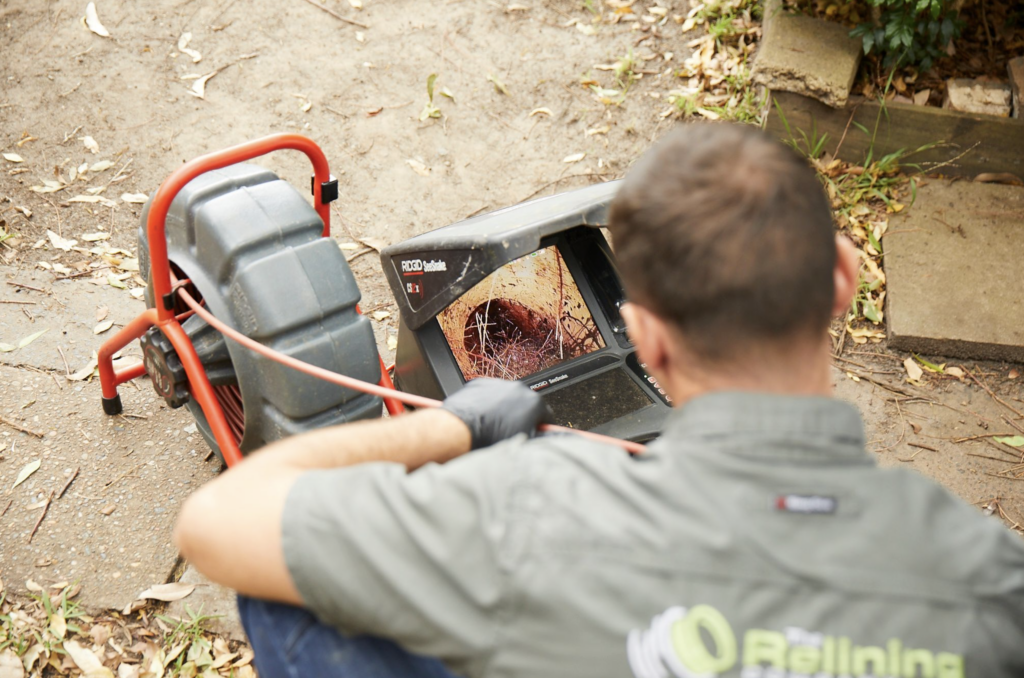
left=657, top=392, right=870, bottom=464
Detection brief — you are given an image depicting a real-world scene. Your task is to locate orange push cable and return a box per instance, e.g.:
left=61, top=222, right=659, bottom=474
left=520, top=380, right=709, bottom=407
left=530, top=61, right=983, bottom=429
left=176, top=287, right=647, bottom=455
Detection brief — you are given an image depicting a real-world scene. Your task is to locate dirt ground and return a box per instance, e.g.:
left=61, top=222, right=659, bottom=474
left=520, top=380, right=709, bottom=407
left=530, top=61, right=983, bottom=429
left=2, top=0, right=1024, bottom=634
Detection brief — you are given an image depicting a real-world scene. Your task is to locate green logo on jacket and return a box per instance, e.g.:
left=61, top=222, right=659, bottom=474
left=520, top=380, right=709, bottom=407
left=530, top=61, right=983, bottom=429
left=627, top=605, right=964, bottom=678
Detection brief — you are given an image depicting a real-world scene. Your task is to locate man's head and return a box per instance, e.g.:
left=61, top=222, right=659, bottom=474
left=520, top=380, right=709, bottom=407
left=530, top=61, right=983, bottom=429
left=608, top=122, right=859, bottom=399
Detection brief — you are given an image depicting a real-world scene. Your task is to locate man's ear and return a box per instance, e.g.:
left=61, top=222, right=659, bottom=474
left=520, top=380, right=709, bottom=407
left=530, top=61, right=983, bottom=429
left=832, top=235, right=860, bottom=317
left=621, top=302, right=670, bottom=373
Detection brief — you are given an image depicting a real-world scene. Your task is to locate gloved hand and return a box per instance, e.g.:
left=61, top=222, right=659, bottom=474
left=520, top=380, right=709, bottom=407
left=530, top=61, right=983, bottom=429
left=440, top=378, right=552, bottom=450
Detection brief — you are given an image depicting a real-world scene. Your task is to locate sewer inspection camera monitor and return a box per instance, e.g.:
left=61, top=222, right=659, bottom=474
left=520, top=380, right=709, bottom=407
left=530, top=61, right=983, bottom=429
left=381, top=181, right=671, bottom=443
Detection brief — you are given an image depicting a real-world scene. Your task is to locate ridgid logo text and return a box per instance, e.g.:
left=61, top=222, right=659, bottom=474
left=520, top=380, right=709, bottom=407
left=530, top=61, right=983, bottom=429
left=627, top=605, right=964, bottom=678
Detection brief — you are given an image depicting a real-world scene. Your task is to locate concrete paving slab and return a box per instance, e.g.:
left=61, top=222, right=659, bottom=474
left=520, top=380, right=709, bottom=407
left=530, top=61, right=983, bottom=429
left=1, top=272, right=147, bottom=374
left=0, top=362, right=219, bottom=611
left=751, top=9, right=861, bottom=108
left=165, top=566, right=247, bottom=642
left=885, top=180, right=1024, bottom=361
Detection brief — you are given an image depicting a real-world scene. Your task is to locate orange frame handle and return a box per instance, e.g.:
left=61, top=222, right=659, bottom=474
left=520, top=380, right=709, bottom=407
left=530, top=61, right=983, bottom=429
left=148, top=134, right=332, bottom=324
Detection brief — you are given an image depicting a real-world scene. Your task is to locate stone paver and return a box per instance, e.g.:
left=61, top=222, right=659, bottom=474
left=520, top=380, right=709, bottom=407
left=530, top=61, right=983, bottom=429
left=751, top=7, right=861, bottom=108
left=885, top=180, right=1024, bottom=361
left=944, top=78, right=1013, bottom=117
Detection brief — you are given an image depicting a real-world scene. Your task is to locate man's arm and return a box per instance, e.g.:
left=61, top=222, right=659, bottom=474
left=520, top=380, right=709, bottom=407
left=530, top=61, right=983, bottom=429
left=173, top=408, right=472, bottom=604
left=173, top=378, right=549, bottom=605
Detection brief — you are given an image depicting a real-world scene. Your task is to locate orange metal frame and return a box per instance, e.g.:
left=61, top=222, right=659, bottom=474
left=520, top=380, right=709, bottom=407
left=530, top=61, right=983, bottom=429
left=97, top=134, right=405, bottom=467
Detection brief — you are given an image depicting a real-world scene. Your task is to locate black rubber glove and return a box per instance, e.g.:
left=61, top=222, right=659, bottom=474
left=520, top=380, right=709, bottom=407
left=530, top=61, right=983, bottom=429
left=440, top=378, right=552, bottom=450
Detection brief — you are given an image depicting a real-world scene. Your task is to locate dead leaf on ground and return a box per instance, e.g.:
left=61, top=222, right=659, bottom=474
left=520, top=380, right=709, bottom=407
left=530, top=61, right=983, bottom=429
left=563, top=152, right=586, bottom=163
left=529, top=107, right=552, bottom=117
left=2, top=153, right=24, bottom=163
left=68, top=355, right=99, bottom=381
left=64, top=640, right=114, bottom=678
left=136, top=582, right=196, bottom=602
left=48, top=610, right=67, bottom=640
left=0, top=329, right=49, bottom=353
left=47, top=229, right=78, bottom=251
left=96, top=305, right=109, bottom=321
left=94, top=320, right=114, bottom=334
left=371, top=310, right=391, bottom=321
left=177, top=32, right=202, bottom=63
left=486, top=73, right=510, bottom=95
left=946, top=366, right=964, bottom=378
left=1009, top=368, right=1020, bottom=380
left=387, top=335, right=398, bottom=351
left=99, top=503, right=116, bottom=516
left=84, top=2, right=111, bottom=38
left=13, top=460, right=41, bottom=488
left=0, top=649, right=24, bottom=678
left=904, top=357, right=923, bottom=382
left=81, top=135, right=100, bottom=154
left=405, top=159, right=431, bottom=176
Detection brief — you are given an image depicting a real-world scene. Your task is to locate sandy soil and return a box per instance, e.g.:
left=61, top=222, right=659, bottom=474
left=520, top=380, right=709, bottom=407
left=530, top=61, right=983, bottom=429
left=1, top=0, right=1023, bottom=624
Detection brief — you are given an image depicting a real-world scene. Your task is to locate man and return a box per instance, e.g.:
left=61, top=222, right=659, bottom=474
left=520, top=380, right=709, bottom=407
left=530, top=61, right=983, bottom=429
left=174, top=123, right=1024, bottom=678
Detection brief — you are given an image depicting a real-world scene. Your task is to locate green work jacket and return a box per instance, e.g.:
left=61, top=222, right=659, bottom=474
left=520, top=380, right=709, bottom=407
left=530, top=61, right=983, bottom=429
left=283, top=392, right=1024, bottom=677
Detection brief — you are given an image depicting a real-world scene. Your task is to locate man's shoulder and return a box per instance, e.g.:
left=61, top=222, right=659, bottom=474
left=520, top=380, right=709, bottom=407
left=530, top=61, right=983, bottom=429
left=873, top=465, right=1024, bottom=585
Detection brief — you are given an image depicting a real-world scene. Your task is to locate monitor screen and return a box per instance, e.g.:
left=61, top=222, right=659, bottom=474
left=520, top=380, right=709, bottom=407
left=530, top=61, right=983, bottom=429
left=438, top=246, right=606, bottom=381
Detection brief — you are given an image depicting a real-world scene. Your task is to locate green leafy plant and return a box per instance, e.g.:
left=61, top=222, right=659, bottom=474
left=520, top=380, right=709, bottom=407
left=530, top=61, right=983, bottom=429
left=848, top=0, right=963, bottom=70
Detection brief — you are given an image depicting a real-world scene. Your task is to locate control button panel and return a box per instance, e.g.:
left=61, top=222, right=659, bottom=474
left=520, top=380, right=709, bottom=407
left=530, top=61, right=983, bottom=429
left=625, top=353, right=672, bottom=405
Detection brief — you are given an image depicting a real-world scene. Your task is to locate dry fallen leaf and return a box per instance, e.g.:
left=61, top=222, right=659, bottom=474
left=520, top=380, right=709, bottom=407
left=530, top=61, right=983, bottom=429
left=96, top=305, right=109, bottom=321
left=1010, top=368, right=1020, bottom=380
left=94, top=320, right=114, bottom=334
left=136, top=582, right=196, bottom=602
left=89, top=160, right=114, bottom=172
left=563, top=152, right=586, bottom=163
left=64, top=640, right=114, bottom=678
left=371, top=310, right=391, bottom=321
left=349, top=0, right=363, bottom=7
left=405, top=159, right=431, bottom=176
left=68, top=356, right=99, bottom=381
left=99, top=503, right=116, bottom=516
left=0, top=649, right=24, bottom=678
left=13, top=460, right=41, bottom=489
left=486, top=73, right=510, bottom=96
left=47, top=229, right=78, bottom=251
left=25, top=579, right=43, bottom=592
left=387, top=335, right=398, bottom=351
left=528, top=107, right=552, bottom=117
left=945, top=366, right=964, bottom=378
left=904, top=357, right=923, bottom=382
left=81, top=135, right=100, bottom=154
left=48, top=610, right=67, bottom=641
left=191, top=72, right=218, bottom=99
left=177, top=32, right=202, bottom=63
left=69, top=194, right=117, bottom=207
left=83, top=2, right=110, bottom=37
left=121, top=192, right=148, bottom=204
left=2, top=153, right=24, bottom=163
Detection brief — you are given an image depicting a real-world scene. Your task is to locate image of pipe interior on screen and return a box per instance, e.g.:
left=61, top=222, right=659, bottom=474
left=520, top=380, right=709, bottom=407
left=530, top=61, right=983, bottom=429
left=439, top=246, right=605, bottom=381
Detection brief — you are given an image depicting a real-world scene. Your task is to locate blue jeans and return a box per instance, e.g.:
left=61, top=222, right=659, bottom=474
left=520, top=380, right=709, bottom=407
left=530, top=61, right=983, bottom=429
left=237, top=595, right=461, bottom=678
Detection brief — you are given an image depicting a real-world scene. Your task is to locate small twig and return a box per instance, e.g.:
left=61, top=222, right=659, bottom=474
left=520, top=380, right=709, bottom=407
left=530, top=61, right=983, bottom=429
left=907, top=442, right=938, bottom=452
left=102, top=462, right=144, bottom=491
left=0, top=299, right=36, bottom=305
left=57, top=347, right=70, bottom=377
left=1001, top=415, right=1024, bottom=436
left=967, top=453, right=1017, bottom=464
left=950, top=433, right=1018, bottom=443
left=1, top=499, right=12, bottom=518
left=55, top=267, right=107, bottom=281
left=0, top=415, right=45, bottom=438
left=28, top=490, right=54, bottom=544
left=968, top=368, right=1024, bottom=419
left=833, top=319, right=848, bottom=358
left=299, top=0, right=369, bottom=28
left=57, top=467, right=80, bottom=500
left=6, top=281, right=47, bottom=293
left=985, top=472, right=1024, bottom=482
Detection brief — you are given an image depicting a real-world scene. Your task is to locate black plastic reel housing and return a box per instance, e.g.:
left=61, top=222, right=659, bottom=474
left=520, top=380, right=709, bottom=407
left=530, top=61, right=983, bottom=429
left=137, top=164, right=382, bottom=460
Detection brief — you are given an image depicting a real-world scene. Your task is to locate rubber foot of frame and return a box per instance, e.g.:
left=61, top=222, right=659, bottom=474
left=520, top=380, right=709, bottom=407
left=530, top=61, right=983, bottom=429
left=102, top=395, right=123, bottom=416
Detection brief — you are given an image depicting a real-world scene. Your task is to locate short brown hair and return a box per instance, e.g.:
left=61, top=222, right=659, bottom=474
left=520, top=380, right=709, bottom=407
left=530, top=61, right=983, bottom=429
left=608, top=122, right=836, bottom=362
